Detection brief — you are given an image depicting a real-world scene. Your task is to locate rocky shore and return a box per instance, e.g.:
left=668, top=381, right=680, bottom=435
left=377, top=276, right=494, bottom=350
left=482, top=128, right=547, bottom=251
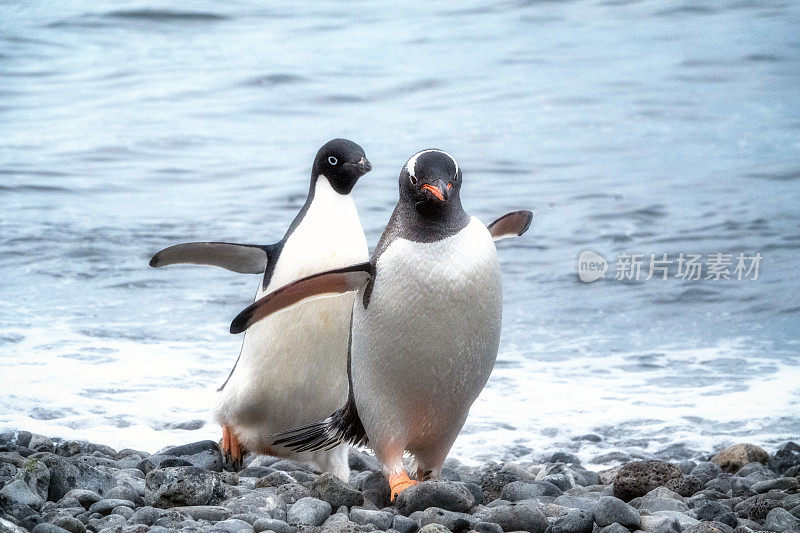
left=1, top=431, right=799, bottom=533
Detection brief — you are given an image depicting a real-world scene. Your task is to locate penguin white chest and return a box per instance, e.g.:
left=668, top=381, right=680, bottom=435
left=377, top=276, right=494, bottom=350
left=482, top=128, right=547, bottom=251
left=351, top=217, right=502, bottom=450
left=217, top=177, right=367, bottom=436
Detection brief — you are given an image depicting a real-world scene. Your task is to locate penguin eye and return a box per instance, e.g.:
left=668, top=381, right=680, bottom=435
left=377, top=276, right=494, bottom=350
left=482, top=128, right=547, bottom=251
left=328, top=156, right=338, bottom=165
left=409, top=175, right=418, bottom=186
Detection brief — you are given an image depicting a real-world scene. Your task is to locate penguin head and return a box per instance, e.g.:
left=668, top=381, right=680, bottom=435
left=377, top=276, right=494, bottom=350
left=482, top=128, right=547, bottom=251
left=312, top=138, right=371, bottom=195
left=400, top=149, right=463, bottom=214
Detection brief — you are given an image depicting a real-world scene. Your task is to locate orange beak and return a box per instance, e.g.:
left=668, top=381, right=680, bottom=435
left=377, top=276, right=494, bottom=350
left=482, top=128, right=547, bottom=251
left=421, top=183, right=445, bottom=201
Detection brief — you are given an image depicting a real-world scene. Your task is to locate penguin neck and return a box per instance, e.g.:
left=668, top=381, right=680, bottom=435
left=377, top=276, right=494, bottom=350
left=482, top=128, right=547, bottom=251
left=395, top=197, right=470, bottom=243
left=285, top=175, right=357, bottom=239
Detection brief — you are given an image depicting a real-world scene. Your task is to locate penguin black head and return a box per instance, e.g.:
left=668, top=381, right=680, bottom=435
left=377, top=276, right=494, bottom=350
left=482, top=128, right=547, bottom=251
left=312, top=138, right=371, bottom=195
left=399, top=149, right=463, bottom=216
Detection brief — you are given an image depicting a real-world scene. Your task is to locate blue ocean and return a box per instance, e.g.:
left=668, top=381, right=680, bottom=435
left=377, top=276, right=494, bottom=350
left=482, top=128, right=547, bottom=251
left=1, top=0, right=798, bottom=465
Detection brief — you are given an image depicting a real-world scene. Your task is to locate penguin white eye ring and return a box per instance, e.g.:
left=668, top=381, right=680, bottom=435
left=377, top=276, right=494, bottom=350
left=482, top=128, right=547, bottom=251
left=328, top=156, right=338, bottom=165
left=409, top=175, right=418, bottom=186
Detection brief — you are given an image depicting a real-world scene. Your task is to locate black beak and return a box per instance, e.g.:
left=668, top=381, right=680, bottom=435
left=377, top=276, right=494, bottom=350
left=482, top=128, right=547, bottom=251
left=356, top=157, right=372, bottom=174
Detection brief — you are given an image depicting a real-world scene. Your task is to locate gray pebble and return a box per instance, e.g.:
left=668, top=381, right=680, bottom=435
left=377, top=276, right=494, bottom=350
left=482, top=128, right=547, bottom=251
left=62, top=489, right=102, bottom=509
left=16, top=457, right=50, bottom=500
left=31, top=525, right=70, bottom=533
left=593, top=496, right=641, bottom=530
left=549, top=509, right=593, bottom=533
left=501, top=480, right=561, bottom=501
left=763, top=507, right=800, bottom=532
left=652, top=517, right=682, bottom=533
left=145, top=466, right=224, bottom=508
left=417, top=525, right=449, bottom=533
left=286, top=496, right=331, bottom=526
left=416, top=507, right=472, bottom=531
left=752, top=476, right=799, bottom=493
left=392, top=514, right=419, bottom=533
left=471, top=522, right=503, bottom=533
left=87, top=499, right=135, bottom=515
left=214, top=518, right=255, bottom=532
left=253, top=517, right=297, bottom=533
left=1, top=478, right=45, bottom=511
left=395, top=481, right=475, bottom=516
left=311, top=472, right=364, bottom=509
left=350, top=507, right=395, bottom=529
left=474, top=503, right=548, bottom=533
left=48, top=516, right=85, bottom=533
left=598, top=524, right=631, bottom=533
left=128, top=505, right=162, bottom=526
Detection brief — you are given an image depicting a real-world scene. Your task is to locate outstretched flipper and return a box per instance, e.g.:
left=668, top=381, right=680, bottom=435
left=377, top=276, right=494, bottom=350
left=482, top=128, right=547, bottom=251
left=149, top=242, right=276, bottom=274
left=229, top=262, right=374, bottom=334
left=487, top=210, right=533, bottom=241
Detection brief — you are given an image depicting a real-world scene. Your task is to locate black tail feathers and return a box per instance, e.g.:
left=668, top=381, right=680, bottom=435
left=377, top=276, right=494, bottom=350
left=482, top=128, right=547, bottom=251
left=272, top=396, right=368, bottom=453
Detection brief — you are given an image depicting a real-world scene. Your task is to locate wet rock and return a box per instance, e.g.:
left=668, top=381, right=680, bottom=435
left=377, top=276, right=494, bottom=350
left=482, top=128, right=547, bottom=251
left=593, top=496, right=641, bottom=530
left=752, top=476, right=799, bottom=493
left=598, top=524, right=630, bottom=533
left=159, top=440, right=224, bottom=472
left=554, top=495, right=598, bottom=512
left=87, top=498, right=134, bottom=516
left=127, top=505, right=161, bottom=526
left=222, top=488, right=285, bottom=516
left=652, top=510, right=699, bottom=527
left=255, top=471, right=295, bottom=488
left=253, top=517, right=297, bottom=533
left=473, top=503, right=548, bottom=533
left=286, top=496, right=331, bottom=527
left=169, top=505, right=232, bottom=521
left=215, top=518, right=254, bottom=532
left=652, top=517, right=682, bottom=533
left=683, top=523, right=734, bottom=533
left=30, top=524, right=70, bottom=533
left=471, top=522, right=503, bottom=533
left=665, top=475, right=704, bottom=497
left=480, top=463, right=526, bottom=501
left=410, top=507, right=470, bottom=531
left=614, top=461, right=682, bottom=502
left=350, top=508, right=394, bottom=529
left=549, top=508, right=593, bottom=533
left=734, top=491, right=785, bottom=520
left=145, top=466, right=224, bottom=508
left=501, top=480, right=561, bottom=501
left=61, top=490, right=100, bottom=509
left=763, top=507, right=800, bottom=532
left=395, top=481, right=475, bottom=516
left=417, top=525, right=450, bottom=533
left=312, top=472, right=364, bottom=509
left=28, top=435, right=54, bottom=454
left=238, top=466, right=275, bottom=479
left=349, top=450, right=380, bottom=472
left=276, top=482, right=311, bottom=504
left=1, top=479, right=45, bottom=511
left=392, top=514, right=419, bottom=533
left=769, top=442, right=800, bottom=475
left=47, top=516, right=85, bottom=533
left=16, top=458, right=50, bottom=501
left=690, top=462, right=723, bottom=484
left=638, top=487, right=689, bottom=513
left=711, top=444, right=768, bottom=474
left=86, top=513, right=126, bottom=531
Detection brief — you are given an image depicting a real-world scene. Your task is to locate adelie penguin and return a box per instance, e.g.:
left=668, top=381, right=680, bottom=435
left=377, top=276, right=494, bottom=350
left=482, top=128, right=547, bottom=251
left=229, top=149, right=533, bottom=499
left=149, top=139, right=371, bottom=479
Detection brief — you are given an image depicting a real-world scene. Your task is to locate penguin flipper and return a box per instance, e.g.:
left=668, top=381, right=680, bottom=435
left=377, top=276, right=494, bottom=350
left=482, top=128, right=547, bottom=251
left=487, top=210, right=533, bottom=241
left=149, top=242, right=274, bottom=274
left=229, top=262, right=374, bottom=334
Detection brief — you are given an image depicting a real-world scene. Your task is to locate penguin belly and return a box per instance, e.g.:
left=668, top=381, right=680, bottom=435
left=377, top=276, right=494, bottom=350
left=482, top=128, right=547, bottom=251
left=352, top=217, right=502, bottom=474
left=215, top=177, right=367, bottom=477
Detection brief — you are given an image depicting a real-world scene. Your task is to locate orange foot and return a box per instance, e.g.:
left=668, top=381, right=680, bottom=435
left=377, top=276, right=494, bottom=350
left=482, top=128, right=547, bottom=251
left=221, top=425, right=245, bottom=471
left=388, top=471, right=419, bottom=502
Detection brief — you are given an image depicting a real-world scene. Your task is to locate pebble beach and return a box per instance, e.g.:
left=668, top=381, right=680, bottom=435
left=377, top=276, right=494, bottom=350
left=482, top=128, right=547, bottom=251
left=2, top=430, right=799, bottom=533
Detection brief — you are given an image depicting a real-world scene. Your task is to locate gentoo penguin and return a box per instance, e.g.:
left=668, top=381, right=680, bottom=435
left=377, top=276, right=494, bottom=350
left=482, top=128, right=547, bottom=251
left=228, top=149, right=532, bottom=499
left=149, top=139, right=371, bottom=479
